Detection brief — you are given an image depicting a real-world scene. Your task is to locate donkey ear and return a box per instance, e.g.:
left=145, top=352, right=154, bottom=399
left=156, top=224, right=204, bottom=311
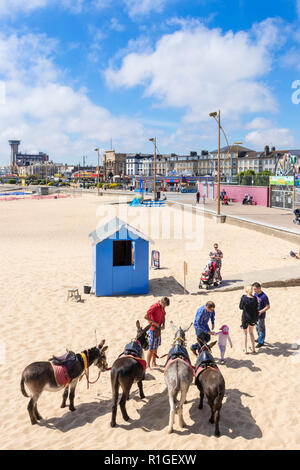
left=183, top=322, right=193, bottom=333
left=101, top=346, right=108, bottom=353
left=98, top=340, right=105, bottom=349
left=208, top=341, right=217, bottom=349
left=170, top=321, right=177, bottom=332
left=142, top=323, right=151, bottom=333
left=136, top=320, right=141, bottom=330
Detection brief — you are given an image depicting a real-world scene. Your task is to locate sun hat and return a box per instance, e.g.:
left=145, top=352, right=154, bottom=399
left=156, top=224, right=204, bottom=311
left=220, top=325, right=229, bottom=335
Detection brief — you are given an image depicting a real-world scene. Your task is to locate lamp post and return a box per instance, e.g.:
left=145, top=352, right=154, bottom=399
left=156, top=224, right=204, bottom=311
left=149, top=137, right=157, bottom=200
left=209, top=111, right=221, bottom=216
left=94, top=148, right=101, bottom=196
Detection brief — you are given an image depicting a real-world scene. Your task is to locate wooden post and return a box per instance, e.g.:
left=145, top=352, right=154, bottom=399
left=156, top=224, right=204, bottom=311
left=184, top=261, right=188, bottom=295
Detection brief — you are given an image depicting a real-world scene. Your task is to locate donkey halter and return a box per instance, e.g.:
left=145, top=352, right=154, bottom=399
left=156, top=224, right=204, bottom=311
left=172, top=336, right=186, bottom=347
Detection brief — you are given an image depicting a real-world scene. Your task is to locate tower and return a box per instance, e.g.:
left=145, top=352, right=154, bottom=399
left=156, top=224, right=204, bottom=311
left=8, top=140, right=21, bottom=174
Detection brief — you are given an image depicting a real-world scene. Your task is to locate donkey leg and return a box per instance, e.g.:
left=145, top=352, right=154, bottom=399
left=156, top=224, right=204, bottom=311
left=167, top=391, right=176, bottom=434
left=214, top=397, right=223, bottom=437
left=111, top=378, right=119, bottom=428
left=69, top=379, right=78, bottom=412
left=208, top=397, right=215, bottom=424
left=120, top=388, right=130, bottom=422
left=28, top=394, right=40, bottom=425
left=34, top=395, right=43, bottom=421
left=61, top=385, right=69, bottom=408
left=178, top=386, right=189, bottom=428
left=137, top=380, right=145, bottom=399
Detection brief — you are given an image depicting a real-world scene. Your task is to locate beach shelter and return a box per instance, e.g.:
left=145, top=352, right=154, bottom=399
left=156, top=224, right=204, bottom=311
left=89, top=217, right=153, bottom=296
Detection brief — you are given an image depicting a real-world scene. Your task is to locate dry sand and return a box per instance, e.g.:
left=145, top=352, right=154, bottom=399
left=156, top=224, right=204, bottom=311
left=0, top=193, right=299, bottom=450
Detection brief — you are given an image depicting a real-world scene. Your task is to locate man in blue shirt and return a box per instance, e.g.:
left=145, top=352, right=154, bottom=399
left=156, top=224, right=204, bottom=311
left=190, top=301, right=216, bottom=355
left=252, top=282, right=270, bottom=348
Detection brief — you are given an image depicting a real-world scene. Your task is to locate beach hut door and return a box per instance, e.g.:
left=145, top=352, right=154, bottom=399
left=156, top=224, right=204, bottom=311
left=112, top=240, right=133, bottom=293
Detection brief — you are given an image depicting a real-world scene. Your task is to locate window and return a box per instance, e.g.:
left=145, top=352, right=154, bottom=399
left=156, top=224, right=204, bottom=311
left=113, top=241, right=132, bottom=266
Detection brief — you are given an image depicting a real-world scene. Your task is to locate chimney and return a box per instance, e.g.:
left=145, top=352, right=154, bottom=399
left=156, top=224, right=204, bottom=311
left=271, top=146, right=276, bottom=152
left=264, top=145, right=270, bottom=156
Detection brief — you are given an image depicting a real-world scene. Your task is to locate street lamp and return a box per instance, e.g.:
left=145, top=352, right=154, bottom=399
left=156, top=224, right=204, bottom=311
left=149, top=137, right=157, bottom=200
left=209, top=111, right=221, bottom=216
left=94, top=148, right=101, bottom=196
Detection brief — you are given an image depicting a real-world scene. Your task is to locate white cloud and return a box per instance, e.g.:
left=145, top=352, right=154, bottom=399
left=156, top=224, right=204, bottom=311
left=106, top=20, right=280, bottom=123
left=0, top=0, right=84, bottom=16
left=124, top=0, right=168, bottom=17
left=0, top=32, right=147, bottom=163
left=245, top=118, right=296, bottom=149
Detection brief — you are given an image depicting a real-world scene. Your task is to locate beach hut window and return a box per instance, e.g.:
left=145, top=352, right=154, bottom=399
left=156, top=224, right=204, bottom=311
left=113, top=240, right=132, bottom=266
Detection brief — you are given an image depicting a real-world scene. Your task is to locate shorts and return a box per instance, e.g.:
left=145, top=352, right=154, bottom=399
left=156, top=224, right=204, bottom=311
left=241, top=320, right=256, bottom=330
left=148, top=329, right=161, bottom=350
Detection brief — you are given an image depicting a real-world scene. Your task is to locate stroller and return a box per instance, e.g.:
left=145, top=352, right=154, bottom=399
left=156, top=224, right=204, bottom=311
left=199, top=260, right=217, bottom=290
left=293, top=209, right=300, bottom=225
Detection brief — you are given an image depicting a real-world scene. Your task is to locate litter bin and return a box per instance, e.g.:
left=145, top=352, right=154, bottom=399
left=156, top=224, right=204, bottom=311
left=156, top=191, right=161, bottom=200
left=84, top=285, right=91, bottom=294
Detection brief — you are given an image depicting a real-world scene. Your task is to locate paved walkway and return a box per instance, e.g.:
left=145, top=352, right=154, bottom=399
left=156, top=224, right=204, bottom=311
left=186, top=264, right=300, bottom=295
left=166, top=193, right=300, bottom=235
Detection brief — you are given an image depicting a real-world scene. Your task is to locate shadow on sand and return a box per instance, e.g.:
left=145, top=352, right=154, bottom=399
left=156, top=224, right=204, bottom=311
left=149, top=276, right=188, bottom=296
left=188, top=388, right=262, bottom=440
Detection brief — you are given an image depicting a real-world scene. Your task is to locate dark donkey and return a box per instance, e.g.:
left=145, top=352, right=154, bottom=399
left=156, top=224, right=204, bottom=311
left=193, top=339, right=225, bottom=437
left=21, top=340, right=108, bottom=425
left=110, top=321, right=150, bottom=427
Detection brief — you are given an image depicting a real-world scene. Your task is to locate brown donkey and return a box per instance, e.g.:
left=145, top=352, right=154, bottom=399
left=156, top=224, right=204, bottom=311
left=193, top=339, right=225, bottom=437
left=21, top=341, right=108, bottom=425
left=110, top=321, right=150, bottom=427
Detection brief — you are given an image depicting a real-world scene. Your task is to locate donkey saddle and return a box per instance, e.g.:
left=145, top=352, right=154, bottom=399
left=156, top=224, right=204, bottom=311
left=124, top=341, right=143, bottom=359
left=49, top=350, right=78, bottom=375
left=195, top=349, right=216, bottom=371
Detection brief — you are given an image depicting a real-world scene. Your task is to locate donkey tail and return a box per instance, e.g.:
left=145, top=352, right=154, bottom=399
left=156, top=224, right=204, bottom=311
left=20, top=374, right=29, bottom=397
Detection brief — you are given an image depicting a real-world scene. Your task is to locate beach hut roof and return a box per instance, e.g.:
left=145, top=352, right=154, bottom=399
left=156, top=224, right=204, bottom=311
left=89, top=217, right=154, bottom=245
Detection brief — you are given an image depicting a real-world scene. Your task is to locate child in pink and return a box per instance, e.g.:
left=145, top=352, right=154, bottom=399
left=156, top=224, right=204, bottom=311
left=215, top=325, right=232, bottom=363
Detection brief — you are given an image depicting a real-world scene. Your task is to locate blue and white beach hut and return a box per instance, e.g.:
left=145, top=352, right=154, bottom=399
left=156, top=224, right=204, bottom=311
left=89, top=217, right=153, bottom=296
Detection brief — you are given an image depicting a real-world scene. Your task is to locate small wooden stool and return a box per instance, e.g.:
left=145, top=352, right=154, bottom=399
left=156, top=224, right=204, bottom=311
left=67, top=288, right=81, bottom=302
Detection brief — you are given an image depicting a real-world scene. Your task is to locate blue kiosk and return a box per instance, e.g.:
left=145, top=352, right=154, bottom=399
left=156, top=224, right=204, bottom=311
left=89, top=217, right=153, bottom=296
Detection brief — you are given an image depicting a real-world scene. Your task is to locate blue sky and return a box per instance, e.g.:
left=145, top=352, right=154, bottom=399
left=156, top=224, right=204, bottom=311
left=1, top=0, right=300, bottom=165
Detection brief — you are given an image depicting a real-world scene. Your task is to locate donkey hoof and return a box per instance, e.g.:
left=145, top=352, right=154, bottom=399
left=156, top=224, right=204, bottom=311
left=111, top=422, right=116, bottom=428
left=209, top=418, right=214, bottom=424
left=215, top=431, right=221, bottom=438
left=69, top=406, right=76, bottom=412
left=61, top=403, right=67, bottom=408
left=168, top=428, right=173, bottom=434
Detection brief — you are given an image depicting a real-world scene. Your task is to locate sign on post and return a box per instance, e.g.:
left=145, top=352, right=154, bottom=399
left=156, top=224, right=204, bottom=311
left=151, top=250, right=160, bottom=269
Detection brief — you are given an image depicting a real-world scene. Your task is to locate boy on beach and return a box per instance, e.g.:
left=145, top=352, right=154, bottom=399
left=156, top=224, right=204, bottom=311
left=145, top=297, right=170, bottom=369
left=252, top=282, right=270, bottom=348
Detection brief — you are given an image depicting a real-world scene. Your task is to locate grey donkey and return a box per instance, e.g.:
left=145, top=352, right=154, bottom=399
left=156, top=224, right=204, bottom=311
left=164, top=321, right=193, bottom=434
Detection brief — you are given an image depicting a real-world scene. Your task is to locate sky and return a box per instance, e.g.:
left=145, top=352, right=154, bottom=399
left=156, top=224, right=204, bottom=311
left=1, top=0, right=300, bottom=165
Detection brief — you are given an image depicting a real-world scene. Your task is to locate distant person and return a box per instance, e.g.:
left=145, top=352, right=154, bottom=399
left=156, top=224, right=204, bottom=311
left=242, top=194, right=248, bottom=205
left=145, top=297, right=170, bottom=369
left=190, top=301, right=216, bottom=355
left=202, top=194, right=206, bottom=204
left=196, top=191, right=200, bottom=204
left=209, top=243, right=223, bottom=284
left=223, top=194, right=229, bottom=205
left=239, top=286, right=259, bottom=354
left=252, top=282, right=270, bottom=348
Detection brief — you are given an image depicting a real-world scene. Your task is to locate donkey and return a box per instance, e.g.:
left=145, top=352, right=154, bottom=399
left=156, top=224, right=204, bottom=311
left=21, top=341, right=108, bottom=425
left=110, top=320, right=150, bottom=427
left=194, top=339, right=225, bottom=437
left=164, top=321, right=193, bottom=434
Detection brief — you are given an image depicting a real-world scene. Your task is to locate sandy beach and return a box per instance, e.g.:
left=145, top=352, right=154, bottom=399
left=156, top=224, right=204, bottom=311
left=0, top=193, right=299, bottom=450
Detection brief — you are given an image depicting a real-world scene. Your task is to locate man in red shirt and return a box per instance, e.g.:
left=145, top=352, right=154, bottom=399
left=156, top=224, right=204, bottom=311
left=144, top=297, right=170, bottom=369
